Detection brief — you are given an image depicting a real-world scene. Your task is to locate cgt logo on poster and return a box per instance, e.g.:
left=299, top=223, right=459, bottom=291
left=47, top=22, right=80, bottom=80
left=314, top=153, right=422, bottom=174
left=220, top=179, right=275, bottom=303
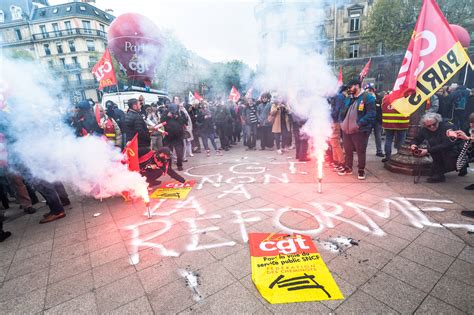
left=249, top=233, right=343, bottom=304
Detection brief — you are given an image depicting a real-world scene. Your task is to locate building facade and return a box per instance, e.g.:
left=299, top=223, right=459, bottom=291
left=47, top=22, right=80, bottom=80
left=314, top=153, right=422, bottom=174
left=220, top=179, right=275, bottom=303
left=0, top=0, right=114, bottom=102
left=255, top=0, right=473, bottom=92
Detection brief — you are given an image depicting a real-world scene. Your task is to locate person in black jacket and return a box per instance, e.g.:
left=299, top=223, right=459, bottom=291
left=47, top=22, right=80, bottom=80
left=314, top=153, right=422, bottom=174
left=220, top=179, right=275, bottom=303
left=123, top=98, right=150, bottom=156
left=161, top=96, right=187, bottom=171
left=410, top=112, right=459, bottom=183
left=139, top=147, right=185, bottom=187
left=72, top=100, right=101, bottom=137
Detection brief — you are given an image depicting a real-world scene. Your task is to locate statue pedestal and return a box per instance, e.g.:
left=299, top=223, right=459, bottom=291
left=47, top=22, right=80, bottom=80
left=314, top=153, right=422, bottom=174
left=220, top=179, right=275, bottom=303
left=384, top=103, right=432, bottom=176
left=384, top=144, right=432, bottom=175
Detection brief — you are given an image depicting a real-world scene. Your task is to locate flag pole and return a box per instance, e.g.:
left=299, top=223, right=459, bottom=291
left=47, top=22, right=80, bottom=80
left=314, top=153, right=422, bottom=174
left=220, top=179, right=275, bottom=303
left=463, top=65, right=469, bottom=85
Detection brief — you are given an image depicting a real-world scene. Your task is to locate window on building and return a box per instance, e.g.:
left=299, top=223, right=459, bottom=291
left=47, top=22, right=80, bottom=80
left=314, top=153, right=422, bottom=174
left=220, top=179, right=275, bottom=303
left=0, top=10, right=5, bottom=23
left=64, top=21, right=73, bottom=35
left=44, top=44, right=51, bottom=56
left=52, top=23, right=60, bottom=37
left=80, top=6, right=86, bottom=11
left=10, top=5, right=22, bottom=20
left=66, top=6, right=71, bottom=12
left=68, top=40, right=76, bottom=52
left=56, top=42, right=63, bottom=54
left=59, top=58, right=66, bottom=67
left=75, top=73, right=82, bottom=84
left=53, top=8, right=58, bottom=14
left=86, top=40, right=95, bottom=52
left=39, top=25, right=48, bottom=38
left=349, top=10, right=361, bottom=32
left=72, top=56, right=78, bottom=65
left=377, top=42, right=385, bottom=55
left=94, top=10, right=100, bottom=15
left=82, top=20, right=91, bottom=34
left=15, top=29, right=22, bottom=40
left=99, top=24, right=105, bottom=33
left=349, top=43, right=359, bottom=58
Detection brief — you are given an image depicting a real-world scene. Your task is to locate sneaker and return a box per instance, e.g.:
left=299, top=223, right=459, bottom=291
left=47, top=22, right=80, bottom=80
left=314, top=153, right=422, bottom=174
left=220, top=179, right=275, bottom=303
left=337, top=167, right=353, bottom=176
left=0, top=231, right=12, bottom=242
left=358, top=169, right=366, bottom=180
left=177, top=166, right=184, bottom=171
left=426, top=176, right=445, bottom=183
left=461, top=210, right=474, bottom=218
left=277, top=149, right=283, bottom=154
left=381, top=158, right=389, bottom=163
left=458, top=166, right=468, bottom=177
left=39, top=211, right=65, bottom=224
left=23, top=207, right=36, bottom=214
left=206, top=150, right=211, bottom=157
left=183, top=159, right=188, bottom=162
left=464, top=184, right=474, bottom=190
left=189, top=153, right=194, bottom=157
left=376, top=152, right=385, bottom=157
left=216, top=150, right=222, bottom=156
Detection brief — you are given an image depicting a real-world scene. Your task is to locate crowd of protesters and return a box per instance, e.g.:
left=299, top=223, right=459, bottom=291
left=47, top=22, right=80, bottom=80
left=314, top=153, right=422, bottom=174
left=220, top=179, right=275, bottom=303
left=329, top=78, right=473, bottom=183
left=1, top=79, right=473, bottom=241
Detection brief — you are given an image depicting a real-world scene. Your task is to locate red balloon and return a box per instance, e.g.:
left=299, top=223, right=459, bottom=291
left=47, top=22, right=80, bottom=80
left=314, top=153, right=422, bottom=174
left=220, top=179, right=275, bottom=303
left=449, top=24, right=471, bottom=48
left=108, top=13, right=164, bottom=81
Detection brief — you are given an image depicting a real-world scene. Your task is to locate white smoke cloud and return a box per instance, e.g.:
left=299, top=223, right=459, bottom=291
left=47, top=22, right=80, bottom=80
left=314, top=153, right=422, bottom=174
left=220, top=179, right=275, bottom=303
left=0, top=56, right=148, bottom=200
left=255, top=1, right=339, bottom=158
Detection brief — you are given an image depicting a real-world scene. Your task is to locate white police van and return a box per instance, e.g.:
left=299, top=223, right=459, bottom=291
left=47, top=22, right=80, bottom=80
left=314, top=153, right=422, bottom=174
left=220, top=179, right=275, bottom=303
left=101, top=86, right=170, bottom=111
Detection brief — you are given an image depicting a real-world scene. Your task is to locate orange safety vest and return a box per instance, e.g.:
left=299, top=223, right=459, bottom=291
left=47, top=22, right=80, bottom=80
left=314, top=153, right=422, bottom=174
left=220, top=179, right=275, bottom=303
left=382, top=97, right=409, bottom=130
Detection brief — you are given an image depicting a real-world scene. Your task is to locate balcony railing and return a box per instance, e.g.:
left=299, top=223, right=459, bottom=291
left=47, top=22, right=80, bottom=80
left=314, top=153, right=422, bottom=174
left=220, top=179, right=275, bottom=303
left=32, top=28, right=107, bottom=40
left=68, top=79, right=97, bottom=89
left=50, top=63, right=82, bottom=73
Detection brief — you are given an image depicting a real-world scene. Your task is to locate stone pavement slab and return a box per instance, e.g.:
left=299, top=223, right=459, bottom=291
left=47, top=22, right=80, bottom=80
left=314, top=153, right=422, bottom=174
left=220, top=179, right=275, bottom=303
left=0, top=140, right=473, bottom=313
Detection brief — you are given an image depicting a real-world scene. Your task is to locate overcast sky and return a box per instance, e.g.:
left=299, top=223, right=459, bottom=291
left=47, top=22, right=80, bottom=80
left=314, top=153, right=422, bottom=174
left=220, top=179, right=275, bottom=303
left=49, top=0, right=260, bottom=67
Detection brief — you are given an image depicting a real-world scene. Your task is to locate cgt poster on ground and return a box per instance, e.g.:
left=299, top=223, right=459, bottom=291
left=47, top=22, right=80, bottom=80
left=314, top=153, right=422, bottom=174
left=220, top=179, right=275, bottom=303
left=150, top=181, right=195, bottom=199
left=249, top=233, right=343, bottom=304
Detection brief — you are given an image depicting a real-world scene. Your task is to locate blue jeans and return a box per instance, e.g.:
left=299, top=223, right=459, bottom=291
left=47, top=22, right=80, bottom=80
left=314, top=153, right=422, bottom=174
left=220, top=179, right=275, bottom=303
left=244, top=123, right=257, bottom=148
left=384, top=129, right=407, bottom=159
left=372, top=121, right=383, bottom=154
left=201, top=132, right=218, bottom=151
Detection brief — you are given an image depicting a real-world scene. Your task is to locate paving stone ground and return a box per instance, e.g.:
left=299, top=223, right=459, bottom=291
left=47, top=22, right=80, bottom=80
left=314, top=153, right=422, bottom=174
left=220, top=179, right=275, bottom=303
left=1, top=138, right=473, bottom=314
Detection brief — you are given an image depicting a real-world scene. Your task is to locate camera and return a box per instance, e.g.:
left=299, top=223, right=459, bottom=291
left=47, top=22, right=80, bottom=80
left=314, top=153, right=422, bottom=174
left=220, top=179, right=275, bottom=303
left=412, top=147, right=422, bottom=157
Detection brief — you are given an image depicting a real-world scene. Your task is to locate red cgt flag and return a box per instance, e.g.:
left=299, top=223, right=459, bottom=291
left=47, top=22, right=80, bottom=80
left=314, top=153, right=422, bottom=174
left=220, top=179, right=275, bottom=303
left=389, top=0, right=471, bottom=116
left=228, top=86, right=241, bottom=102
left=123, top=133, right=139, bottom=172
left=92, top=48, right=117, bottom=90
left=194, top=91, right=203, bottom=101
left=359, top=58, right=372, bottom=81
left=337, top=67, right=343, bottom=87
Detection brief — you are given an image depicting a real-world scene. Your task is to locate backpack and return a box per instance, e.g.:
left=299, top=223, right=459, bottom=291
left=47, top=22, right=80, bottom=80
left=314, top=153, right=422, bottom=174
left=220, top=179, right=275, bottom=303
left=454, top=94, right=467, bottom=110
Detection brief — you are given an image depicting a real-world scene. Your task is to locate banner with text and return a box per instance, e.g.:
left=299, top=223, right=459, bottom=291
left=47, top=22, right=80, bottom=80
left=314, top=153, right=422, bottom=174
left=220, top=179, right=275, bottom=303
left=249, top=233, right=343, bottom=304
left=389, top=0, right=472, bottom=116
left=150, top=180, right=195, bottom=199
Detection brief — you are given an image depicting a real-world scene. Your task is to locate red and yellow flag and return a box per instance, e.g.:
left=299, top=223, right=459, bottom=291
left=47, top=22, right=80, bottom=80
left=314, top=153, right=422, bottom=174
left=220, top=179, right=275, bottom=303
left=389, top=0, right=471, bottom=116
left=91, top=48, right=118, bottom=90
